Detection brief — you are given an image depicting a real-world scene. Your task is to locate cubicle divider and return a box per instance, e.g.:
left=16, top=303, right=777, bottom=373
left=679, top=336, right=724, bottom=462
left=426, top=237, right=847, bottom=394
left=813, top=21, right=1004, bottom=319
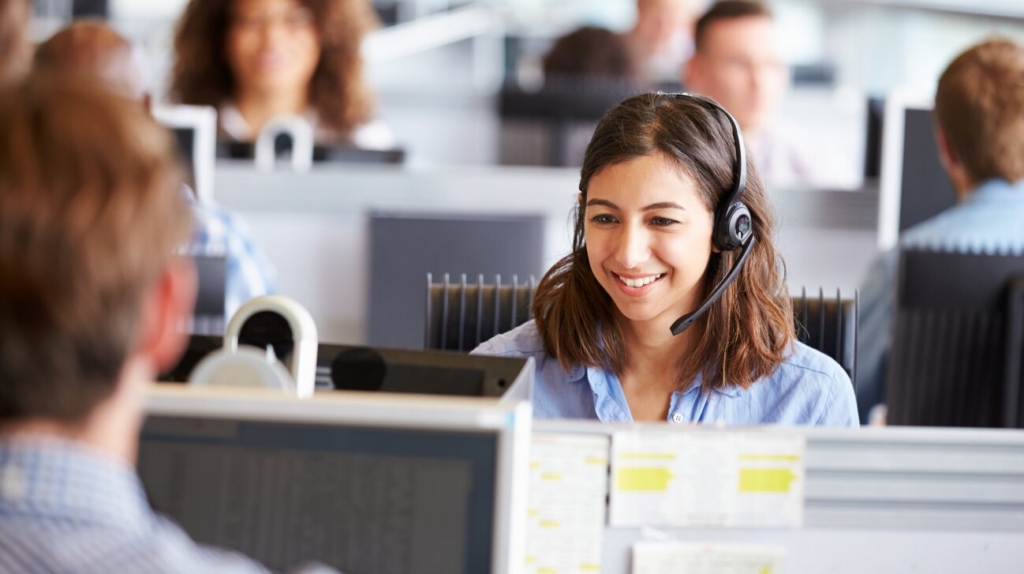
left=526, top=420, right=1024, bottom=574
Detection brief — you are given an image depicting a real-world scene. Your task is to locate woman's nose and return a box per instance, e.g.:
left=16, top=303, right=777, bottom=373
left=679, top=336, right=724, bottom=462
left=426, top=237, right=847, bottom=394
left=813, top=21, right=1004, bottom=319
left=615, top=224, right=651, bottom=269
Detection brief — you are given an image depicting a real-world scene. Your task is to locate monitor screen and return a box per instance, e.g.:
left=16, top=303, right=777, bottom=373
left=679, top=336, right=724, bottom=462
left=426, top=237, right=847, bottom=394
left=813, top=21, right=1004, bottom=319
left=138, top=414, right=499, bottom=573
left=897, top=108, right=957, bottom=233
left=152, top=105, right=217, bottom=203
left=878, top=97, right=959, bottom=250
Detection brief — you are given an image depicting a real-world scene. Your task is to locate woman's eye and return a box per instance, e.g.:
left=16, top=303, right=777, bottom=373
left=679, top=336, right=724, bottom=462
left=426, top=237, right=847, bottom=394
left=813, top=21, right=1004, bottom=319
left=590, top=214, right=616, bottom=225
left=650, top=217, right=677, bottom=227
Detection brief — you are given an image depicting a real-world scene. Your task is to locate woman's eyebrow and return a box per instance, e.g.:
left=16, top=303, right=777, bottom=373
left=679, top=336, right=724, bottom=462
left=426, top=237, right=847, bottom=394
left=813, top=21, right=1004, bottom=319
left=642, top=202, right=686, bottom=211
left=585, top=198, right=619, bottom=210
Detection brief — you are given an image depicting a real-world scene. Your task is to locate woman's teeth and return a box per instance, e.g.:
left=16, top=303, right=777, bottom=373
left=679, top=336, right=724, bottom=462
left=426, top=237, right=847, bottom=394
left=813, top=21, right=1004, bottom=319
left=616, top=273, right=664, bottom=288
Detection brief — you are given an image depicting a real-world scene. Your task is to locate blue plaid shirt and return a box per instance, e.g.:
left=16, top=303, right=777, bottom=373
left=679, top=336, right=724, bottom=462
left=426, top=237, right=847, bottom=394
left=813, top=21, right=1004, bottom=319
left=0, top=436, right=298, bottom=573
left=185, top=193, right=276, bottom=319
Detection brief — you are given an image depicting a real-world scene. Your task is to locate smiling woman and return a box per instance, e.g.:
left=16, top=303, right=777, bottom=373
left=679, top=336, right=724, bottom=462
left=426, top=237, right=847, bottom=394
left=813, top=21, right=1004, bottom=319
left=473, top=92, right=858, bottom=426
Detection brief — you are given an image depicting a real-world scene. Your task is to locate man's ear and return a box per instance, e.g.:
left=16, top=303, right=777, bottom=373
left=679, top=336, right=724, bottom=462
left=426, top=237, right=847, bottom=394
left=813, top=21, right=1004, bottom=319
left=935, top=124, right=958, bottom=174
left=934, top=124, right=973, bottom=199
left=132, top=257, right=198, bottom=376
left=683, top=55, right=699, bottom=88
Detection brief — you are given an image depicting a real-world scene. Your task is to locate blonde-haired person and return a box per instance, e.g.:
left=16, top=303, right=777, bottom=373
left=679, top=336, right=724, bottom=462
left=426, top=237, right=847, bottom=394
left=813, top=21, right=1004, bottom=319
left=0, top=0, right=30, bottom=83
left=474, top=92, right=858, bottom=425
left=171, top=0, right=394, bottom=149
left=857, top=38, right=1024, bottom=422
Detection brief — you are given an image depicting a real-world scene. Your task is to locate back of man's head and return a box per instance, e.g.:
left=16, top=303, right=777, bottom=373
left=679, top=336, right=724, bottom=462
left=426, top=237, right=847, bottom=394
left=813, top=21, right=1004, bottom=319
left=0, top=0, right=30, bottom=84
left=34, top=21, right=147, bottom=100
left=935, top=38, right=1024, bottom=185
left=0, top=75, right=190, bottom=424
left=693, top=0, right=772, bottom=53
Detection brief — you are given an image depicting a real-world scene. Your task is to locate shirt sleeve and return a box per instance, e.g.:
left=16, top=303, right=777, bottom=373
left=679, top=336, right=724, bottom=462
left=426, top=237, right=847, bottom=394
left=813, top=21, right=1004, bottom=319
left=814, top=367, right=860, bottom=427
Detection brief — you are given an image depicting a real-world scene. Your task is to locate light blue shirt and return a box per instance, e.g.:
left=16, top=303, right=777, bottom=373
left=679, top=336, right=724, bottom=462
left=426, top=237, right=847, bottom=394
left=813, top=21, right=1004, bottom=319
left=856, top=178, right=1024, bottom=419
left=0, top=436, right=334, bottom=574
left=472, top=321, right=858, bottom=426
left=184, top=190, right=277, bottom=320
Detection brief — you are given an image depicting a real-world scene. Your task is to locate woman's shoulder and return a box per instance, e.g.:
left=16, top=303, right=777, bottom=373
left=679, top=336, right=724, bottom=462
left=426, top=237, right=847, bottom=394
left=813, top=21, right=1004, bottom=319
left=764, top=341, right=859, bottom=426
left=471, top=320, right=546, bottom=358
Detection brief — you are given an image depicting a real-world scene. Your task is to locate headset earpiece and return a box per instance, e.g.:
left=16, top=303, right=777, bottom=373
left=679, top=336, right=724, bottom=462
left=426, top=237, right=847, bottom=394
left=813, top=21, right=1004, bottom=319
left=715, top=202, right=753, bottom=252
left=660, top=91, right=755, bottom=335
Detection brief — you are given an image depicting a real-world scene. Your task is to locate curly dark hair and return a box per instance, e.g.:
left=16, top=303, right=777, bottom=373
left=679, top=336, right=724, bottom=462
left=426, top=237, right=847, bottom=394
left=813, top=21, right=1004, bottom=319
left=170, top=0, right=378, bottom=138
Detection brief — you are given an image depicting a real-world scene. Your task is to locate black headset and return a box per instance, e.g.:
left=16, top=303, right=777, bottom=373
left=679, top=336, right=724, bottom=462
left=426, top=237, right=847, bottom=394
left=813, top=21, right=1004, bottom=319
left=666, top=93, right=756, bottom=336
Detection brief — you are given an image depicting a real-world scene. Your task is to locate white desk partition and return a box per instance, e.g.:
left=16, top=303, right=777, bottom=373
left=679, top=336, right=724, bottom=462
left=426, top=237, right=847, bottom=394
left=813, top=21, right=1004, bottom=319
left=141, top=385, right=533, bottom=574
left=214, top=162, right=879, bottom=344
left=531, top=420, right=1024, bottom=574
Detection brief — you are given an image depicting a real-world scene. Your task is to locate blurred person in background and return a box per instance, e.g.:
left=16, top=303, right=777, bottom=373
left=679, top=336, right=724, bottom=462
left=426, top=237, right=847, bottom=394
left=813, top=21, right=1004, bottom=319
left=627, top=0, right=705, bottom=85
left=856, top=38, right=1024, bottom=423
left=35, top=21, right=277, bottom=320
left=0, top=0, right=30, bottom=84
left=542, top=26, right=640, bottom=85
left=171, top=0, right=394, bottom=150
left=684, top=0, right=849, bottom=190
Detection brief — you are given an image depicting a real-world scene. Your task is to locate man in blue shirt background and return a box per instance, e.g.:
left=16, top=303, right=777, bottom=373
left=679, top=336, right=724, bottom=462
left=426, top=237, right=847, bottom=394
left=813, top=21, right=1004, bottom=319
left=857, top=38, right=1024, bottom=422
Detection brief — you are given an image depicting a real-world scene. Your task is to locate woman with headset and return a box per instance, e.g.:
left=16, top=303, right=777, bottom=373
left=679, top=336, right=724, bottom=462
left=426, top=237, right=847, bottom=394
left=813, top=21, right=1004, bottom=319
left=474, top=93, right=858, bottom=426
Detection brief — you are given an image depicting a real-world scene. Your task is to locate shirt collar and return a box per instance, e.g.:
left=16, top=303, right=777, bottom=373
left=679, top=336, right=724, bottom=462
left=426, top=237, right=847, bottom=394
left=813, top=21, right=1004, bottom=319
left=577, top=364, right=743, bottom=423
left=0, top=435, right=152, bottom=529
left=968, top=178, right=1024, bottom=203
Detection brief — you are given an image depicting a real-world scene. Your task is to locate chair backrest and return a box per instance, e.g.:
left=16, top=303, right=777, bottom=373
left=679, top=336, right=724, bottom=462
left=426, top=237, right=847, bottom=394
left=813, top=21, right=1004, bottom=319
left=426, top=274, right=858, bottom=382
left=886, top=249, right=1024, bottom=428
left=369, top=213, right=545, bottom=349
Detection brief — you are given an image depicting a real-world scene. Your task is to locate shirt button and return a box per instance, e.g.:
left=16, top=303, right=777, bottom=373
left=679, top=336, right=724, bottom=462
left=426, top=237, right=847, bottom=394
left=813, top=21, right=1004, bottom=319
left=672, top=413, right=684, bottom=423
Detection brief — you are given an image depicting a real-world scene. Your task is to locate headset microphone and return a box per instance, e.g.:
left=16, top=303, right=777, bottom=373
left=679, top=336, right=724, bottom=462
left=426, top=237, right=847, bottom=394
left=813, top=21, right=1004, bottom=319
left=665, top=93, right=754, bottom=336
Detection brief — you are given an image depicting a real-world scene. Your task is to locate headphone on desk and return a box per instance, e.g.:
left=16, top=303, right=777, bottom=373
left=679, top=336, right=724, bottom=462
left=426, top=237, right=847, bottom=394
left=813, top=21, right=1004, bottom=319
left=662, top=93, right=756, bottom=336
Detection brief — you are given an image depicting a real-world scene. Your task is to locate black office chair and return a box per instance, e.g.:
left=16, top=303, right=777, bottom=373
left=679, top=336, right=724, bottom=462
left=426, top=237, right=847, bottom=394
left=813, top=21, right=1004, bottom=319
left=886, top=249, right=1024, bottom=428
left=425, top=274, right=858, bottom=383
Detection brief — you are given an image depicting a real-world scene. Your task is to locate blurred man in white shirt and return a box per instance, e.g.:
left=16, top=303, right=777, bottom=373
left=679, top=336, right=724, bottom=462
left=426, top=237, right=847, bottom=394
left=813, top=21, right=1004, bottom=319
left=684, top=0, right=847, bottom=189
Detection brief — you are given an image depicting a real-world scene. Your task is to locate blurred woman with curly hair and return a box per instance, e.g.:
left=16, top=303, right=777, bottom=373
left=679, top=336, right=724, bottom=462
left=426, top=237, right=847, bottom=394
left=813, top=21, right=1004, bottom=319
left=171, top=0, right=394, bottom=149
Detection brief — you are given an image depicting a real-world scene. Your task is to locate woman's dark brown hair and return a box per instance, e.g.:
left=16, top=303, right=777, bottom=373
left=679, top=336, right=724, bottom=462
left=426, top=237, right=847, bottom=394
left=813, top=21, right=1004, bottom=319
left=532, top=92, right=794, bottom=393
left=170, top=0, right=378, bottom=138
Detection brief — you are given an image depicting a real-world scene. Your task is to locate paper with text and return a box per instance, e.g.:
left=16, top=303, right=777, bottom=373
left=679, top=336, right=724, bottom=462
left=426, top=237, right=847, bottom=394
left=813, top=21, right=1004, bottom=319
left=632, top=542, right=787, bottom=574
left=609, top=431, right=804, bottom=527
left=526, top=433, right=610, bottom=574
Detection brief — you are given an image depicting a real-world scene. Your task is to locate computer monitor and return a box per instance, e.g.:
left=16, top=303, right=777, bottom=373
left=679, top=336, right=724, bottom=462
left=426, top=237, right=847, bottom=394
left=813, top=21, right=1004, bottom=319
left=877, top=92, right=957, bottom=250
left=152, top=104, right=218, bottom=203
left=138, top=385, right=531, bottom=574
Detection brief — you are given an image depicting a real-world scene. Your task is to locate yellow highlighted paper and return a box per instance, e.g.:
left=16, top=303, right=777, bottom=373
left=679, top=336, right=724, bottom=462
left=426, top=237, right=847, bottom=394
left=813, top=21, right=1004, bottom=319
left=618, top=452, right=677, bottom=461
left=739, top=468, right=797, bottom=493
left=617, top=467, right=673, bottom=491
left=739, top=454, right=800, bottom=462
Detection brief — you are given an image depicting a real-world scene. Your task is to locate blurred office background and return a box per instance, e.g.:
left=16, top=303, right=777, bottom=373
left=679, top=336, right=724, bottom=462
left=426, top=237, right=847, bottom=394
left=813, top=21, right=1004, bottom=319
left=38, top=0, right=1024, bottom=170
left=25, top=0, right=1024, bottom=350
